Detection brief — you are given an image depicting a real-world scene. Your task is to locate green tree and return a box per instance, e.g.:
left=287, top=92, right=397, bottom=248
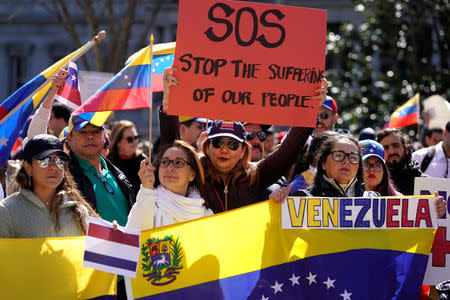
left=327, top=0, right=449, bottom=137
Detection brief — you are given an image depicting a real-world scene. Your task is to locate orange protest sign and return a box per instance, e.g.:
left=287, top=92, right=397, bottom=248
left=168, top=0, right=326, bottom=127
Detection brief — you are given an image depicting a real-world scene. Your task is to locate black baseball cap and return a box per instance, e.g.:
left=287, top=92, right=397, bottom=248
left=23, top=134, right=69, bottom=162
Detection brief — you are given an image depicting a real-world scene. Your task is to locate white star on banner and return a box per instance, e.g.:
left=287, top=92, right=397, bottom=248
left=0, top=136, right=8, bottom=146
left=271, top=281, right=283, bottom=294
left=289, top=273, right=300, bottom=286
left=155, top=62, right=159, bottom=66
left=323, top=277, right=336, bottom=290
left=306, top=272, right=317, bottom=285
left=117, top=72, right=122, bottom=77
left=160, top=58, right=164, bottom=62
left=152, top=68, right=156, bottom=72
left=340, top=289, right=352, bottom=300
left=259, top=294, right=269, bottom=300
left=71, top=74, right=77, bottom=81
left=166, top=56, right=171, bottom=60
left=124, top=75, right=128, bottom=80
left=128, top=81, right=132, bottom=87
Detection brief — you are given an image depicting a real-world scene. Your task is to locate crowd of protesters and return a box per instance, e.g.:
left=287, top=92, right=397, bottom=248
left=0, top=68, right=448, bottom=299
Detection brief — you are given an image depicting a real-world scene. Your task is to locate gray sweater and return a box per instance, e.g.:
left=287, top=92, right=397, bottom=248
left=0, top=189, right=89, bottom=238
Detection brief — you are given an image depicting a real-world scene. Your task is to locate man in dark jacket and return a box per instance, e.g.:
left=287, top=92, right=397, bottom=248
left=376, top=128, right=424, bottom=195
left=66, top=116, right=135, bottom=226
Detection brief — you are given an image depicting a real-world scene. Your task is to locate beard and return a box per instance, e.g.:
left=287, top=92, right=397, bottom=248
left=386, top=155, right=406, bottom=173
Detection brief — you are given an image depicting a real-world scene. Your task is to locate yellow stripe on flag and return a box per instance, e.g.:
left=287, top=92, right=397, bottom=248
left=0, top=236, right=116, bottom=299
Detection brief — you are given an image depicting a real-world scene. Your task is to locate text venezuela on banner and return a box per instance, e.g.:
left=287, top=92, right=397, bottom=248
left=127, top=197, right=437, bottom=299
left=0, top=236, right=116, bottom=299
left=168, top=0, right=326, bottom=127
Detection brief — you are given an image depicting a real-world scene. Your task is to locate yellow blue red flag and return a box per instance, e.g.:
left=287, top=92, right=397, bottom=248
left=0, top=45, right=87, bottom=167
left=386, top=93, right=420, bottom=128
left=74, top=42, right=175, bottom=127
left=127, top=198, right=436, bottom=299
left=0, top=236, right=116, bottom=299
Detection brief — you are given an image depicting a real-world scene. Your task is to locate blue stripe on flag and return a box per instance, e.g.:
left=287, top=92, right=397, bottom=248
left=396, top=104, right=418, bottom=117
left=135, top=249, right=428, bottom=300
left=84, top=251, right=137, bottom=272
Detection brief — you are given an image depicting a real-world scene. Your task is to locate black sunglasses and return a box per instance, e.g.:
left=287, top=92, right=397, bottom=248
left=319, top=113, right=330, bottom=120
left=125, top=135, right=139, bottom=143
left=211, top=138, right=241, bottom=151
left=246, top=131, right=266, bottom=142
left=96, top=174, right=114, bottom=194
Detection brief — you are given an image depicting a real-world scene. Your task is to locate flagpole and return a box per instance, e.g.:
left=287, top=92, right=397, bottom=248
left=148, top=34, right=154, bottom=158
left=0, top=31, right=106, bottom=126
left=417, top=93, right=421, bottom=140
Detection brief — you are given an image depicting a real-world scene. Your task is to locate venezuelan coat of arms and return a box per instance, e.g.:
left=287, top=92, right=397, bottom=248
left=141, top=235, right=184, bottom=285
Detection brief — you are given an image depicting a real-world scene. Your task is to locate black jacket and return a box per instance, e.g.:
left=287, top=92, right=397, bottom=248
left=68, top=151, right=136, bottom=212
left=389, top=159, right=424, bottom=196
left=292, top=175, right=366, bottom=197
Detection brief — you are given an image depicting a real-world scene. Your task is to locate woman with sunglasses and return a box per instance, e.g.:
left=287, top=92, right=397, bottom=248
left=159, top=67, right=328, bottom=213
left=126, top=140, right=212, bottom=230
left=0, top=134, right=97, bottom=237
left=108, top=120, right=147, bottom=196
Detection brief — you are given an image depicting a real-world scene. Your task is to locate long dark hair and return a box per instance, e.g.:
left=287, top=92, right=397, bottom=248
left=16, top=159, right=98, bottom=234
left=201, top=138, right=258, bottom=187
left=373, top=161, right=401, bottom=196
left=154, top=140, right=209, bottom=208
left=314, top=133, right=364, bottom=185
left=109, top=120, right=140, bottom=158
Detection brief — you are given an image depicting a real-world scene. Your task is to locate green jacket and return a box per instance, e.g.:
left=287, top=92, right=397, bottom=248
left=0, top=189, right=88, bottom=238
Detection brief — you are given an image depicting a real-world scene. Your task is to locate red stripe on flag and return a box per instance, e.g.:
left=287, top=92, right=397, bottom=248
left=57, top=85, right=81, bottom=106
left=388, top=112, right=419, bottom=128
left=152, top=74, right=164, bottom=92
left=87, top=223, right=140, bottom=247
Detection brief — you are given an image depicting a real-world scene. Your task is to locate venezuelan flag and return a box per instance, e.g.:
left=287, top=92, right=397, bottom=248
left=127, top=199, right=435, bottom=300
left=74, top=44, right=152, bottom=127
left=0, top=45, right=87, bottom=167
left=386, top=93, right=419, bottom=128
left=0, top=236, right=116, bottom=299
left=74, top=42, right=175, bottom=127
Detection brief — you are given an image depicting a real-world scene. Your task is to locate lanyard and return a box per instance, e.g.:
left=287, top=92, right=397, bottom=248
left=212, top=185, right=226, bottom=212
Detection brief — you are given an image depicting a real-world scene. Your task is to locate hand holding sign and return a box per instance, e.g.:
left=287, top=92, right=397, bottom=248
left=169, top=0, right=326, bottom=127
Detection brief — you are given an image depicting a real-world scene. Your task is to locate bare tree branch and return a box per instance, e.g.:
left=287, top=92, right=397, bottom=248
left=135, top=0, right=164, bottom=50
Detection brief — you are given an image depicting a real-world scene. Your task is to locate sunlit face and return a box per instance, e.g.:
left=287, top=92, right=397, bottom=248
left=322, top=140, right=360, bottom=184
left=314, top=106, right=338, bottom=134
left=244, top=123, right=264, bottom=162
left=67, top=124, right=105, bottom=160
left=206, top=137, right=245, bottom=175
left=180, top=121, right=205, bottom=147
left=363, top=156, right=384, bottom=191
left=158, top=147, right=195, bottom=196
left=379, top=134, right=406, bottom=168
left=117, top=127, right=138, bottom=157
left=24, top=153, right=65, bottom=190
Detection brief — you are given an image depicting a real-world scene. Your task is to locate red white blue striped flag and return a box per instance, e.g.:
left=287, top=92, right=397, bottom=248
left=84, top=217, right=141, bottom=278
left=54, top=61, right=82, bottom=110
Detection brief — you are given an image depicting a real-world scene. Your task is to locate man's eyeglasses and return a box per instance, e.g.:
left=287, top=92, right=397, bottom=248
left=211, top=138, right=241, bottom=151
left=318, top=113, right=331, bottom=120
left=160, top=158, right=190, bottom=169
left=330, top=151, right=360, bottom=164
left=246, top=131, right=266, bottom=142
left=96, top=174, right=114, bottom=194
left=37, top=156, right=68, bottom=170
left=363, top=161, right=383, bottom=172
left=125, top=135, right=139, bottom=143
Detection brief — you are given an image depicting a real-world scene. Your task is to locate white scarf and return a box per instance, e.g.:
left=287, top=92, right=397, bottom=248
left=154, top=185, right=212, bottom=227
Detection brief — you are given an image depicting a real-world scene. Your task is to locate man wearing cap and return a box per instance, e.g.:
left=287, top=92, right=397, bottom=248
left=65, top=116, right=135, bottom=227
left=243, top=123, right=271, bottom=162
left=314, top=95, right=338, bottom=135
left=178, top=116, right=208, bottom=149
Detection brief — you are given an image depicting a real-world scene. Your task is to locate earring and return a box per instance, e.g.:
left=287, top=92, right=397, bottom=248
left=28, top=175, right=32, bottom=187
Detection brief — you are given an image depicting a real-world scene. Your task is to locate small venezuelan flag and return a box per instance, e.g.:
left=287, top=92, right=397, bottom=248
left=386, top=93, right=419, bottom=128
